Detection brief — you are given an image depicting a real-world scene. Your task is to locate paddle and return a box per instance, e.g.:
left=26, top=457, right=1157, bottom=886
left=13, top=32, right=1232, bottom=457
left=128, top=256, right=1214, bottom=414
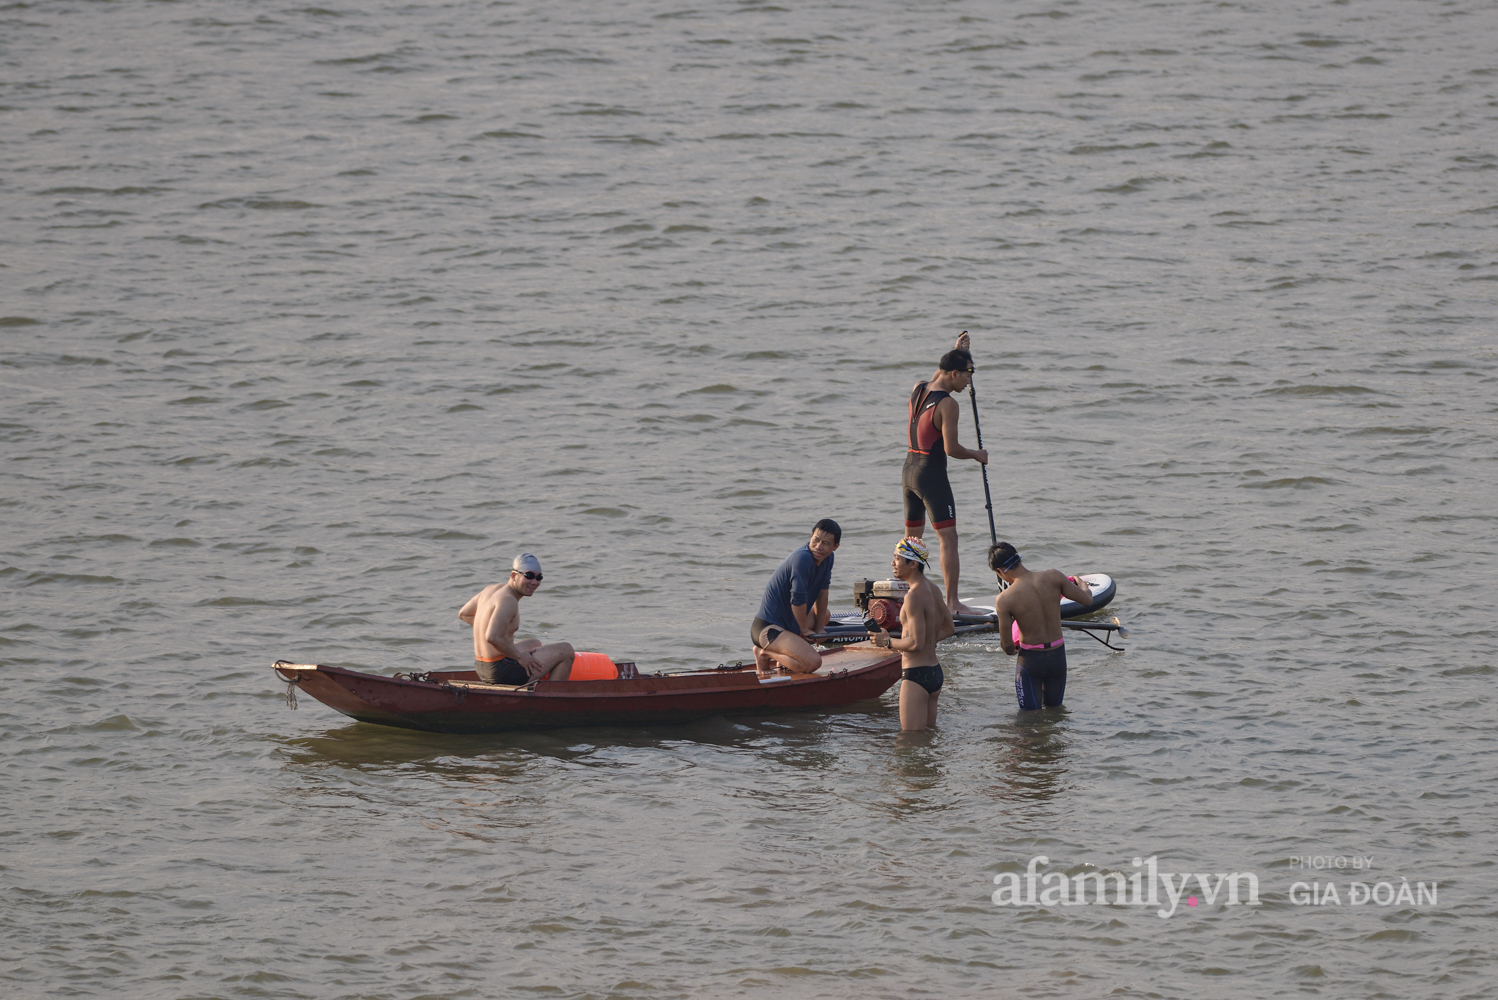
left=964, top=334, right=998, bottom=549
left=962, top=333, right=1005, bottom=597
left=808, top=615, right=1128, bottom=646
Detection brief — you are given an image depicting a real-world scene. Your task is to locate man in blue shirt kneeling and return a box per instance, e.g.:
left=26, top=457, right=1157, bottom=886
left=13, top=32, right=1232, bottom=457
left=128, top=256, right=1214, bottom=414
left=751, top=518, right=841, bottom=674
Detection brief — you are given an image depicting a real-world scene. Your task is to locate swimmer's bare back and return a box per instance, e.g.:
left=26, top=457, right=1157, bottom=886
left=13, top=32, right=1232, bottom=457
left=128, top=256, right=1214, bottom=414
left=459, top=583, right=521, bottom=661
left=996, top=570, right=1093, bottom=648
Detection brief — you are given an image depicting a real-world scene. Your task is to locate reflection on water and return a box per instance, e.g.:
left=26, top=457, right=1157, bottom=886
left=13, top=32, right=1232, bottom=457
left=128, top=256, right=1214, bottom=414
left=879, top=730, right=952, bottom=818
left=271, top=701, right=882, bottom=772
left=984, top=709, right=1073, bottom=806
left=274, top=724, right=577, bottom=771
left=890, top=729, right=944, bottom=782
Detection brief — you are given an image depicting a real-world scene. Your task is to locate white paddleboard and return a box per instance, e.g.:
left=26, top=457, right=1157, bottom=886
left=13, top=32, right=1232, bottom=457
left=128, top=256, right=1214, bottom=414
left=961, top=572, right=1116, bottom=619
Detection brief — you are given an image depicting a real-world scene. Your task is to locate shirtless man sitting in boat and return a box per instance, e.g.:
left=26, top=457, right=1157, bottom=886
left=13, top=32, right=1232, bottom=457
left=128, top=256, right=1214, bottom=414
left=868, top=536, right=955, bottom=731
left=459, top=553, right=574, bottom=685
left=990, top=541, right=1092, bottom=710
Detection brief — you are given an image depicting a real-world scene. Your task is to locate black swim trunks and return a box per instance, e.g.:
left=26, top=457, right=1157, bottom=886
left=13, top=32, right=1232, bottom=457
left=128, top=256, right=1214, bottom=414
left=901, top=664, right=945, bottom=694
left=475, top=657, right=529, bottom=685
left=903, top=456, right=957, bottom=530
left=751, top=616, right=786, bottom=650
left=1015, top=644, right=1066, bottom=709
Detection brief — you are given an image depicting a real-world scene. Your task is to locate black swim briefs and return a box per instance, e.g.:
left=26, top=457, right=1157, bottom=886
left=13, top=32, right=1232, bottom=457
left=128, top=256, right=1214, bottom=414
left=475, top=657, right=529, bottom=685
left=901, top=664, right=945, bottom=694
left=751, top=616, right=786, bottom=650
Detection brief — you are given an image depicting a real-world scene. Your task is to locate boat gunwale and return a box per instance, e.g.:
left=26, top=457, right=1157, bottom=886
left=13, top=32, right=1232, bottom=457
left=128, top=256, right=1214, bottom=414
left=273, top=645, right=901, bottom=703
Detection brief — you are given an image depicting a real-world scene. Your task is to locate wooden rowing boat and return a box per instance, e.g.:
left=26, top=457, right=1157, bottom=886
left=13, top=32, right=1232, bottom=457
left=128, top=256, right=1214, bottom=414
left=272, top=644, right=903, bottom=734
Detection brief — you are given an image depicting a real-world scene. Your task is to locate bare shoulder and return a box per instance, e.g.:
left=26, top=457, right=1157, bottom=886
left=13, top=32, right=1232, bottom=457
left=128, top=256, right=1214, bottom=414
left=901, top=580, right=926, bottom=611
left=921, top=579, right=944, bottom=613
left=479, top=583, right=514, bottom=609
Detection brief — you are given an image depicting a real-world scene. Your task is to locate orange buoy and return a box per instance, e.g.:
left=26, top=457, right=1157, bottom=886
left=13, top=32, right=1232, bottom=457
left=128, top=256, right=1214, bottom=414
left=569, top=651, right=619, bottom=681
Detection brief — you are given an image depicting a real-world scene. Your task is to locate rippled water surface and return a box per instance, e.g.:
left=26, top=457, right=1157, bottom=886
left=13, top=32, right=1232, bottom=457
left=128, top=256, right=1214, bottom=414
left=4, top=1, right=1497, bottom=997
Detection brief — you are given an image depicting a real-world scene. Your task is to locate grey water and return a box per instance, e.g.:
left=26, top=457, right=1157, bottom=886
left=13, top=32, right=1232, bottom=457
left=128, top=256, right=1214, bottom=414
left=3, top=0, right=1497, bottom=996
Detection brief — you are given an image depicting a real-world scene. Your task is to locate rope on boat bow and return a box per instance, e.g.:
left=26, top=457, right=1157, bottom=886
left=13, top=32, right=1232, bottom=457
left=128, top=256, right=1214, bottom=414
left=272, top=661, right=300, bottom=710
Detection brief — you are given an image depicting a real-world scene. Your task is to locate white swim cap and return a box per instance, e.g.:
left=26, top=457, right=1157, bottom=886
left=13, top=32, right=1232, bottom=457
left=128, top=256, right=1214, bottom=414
left=512, top=552, right=542, bottom=574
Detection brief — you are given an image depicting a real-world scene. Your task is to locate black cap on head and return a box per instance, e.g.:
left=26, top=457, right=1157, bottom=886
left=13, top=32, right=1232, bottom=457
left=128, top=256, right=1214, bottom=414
left=812, top=517, right=842, bottom=543
left=988, top=541, right=1021, bottom=572
left=938, top=348, right=973, bottom=373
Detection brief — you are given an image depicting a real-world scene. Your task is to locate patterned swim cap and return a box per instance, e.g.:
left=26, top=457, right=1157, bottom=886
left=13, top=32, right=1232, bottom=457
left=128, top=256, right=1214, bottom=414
left=894, top=536, right=929, bottom=566
left=512, top=552, right=542, bottom=574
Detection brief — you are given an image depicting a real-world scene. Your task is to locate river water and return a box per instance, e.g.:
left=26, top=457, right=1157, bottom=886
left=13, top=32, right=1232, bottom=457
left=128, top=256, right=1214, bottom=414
left=4, top=0, right=1497, bottom=996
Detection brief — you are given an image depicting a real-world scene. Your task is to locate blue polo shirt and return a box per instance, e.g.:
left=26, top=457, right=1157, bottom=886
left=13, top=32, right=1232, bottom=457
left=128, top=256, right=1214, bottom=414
left=755, top=544, right=834, bottom=633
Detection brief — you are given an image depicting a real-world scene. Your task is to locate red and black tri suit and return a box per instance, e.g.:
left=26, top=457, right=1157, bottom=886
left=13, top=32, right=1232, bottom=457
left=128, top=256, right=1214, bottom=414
left=902, top=381, right=957, bottom=530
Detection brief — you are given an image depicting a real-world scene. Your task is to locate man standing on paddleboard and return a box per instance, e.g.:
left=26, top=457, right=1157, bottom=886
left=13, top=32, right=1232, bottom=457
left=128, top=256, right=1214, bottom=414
left=989, top=542, right=1093, bottom=710
left=459, top=553, right=574, bottom=684
left=868, top=536, right=956, bottom=732
left=902, top=331, right=988, bottom=615
left=751, top=519, right=841, bottom=674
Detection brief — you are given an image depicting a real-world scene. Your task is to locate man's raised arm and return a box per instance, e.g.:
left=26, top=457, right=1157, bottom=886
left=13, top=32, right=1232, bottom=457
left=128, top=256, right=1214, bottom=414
left=1059, top=573, right=1093, bottom=608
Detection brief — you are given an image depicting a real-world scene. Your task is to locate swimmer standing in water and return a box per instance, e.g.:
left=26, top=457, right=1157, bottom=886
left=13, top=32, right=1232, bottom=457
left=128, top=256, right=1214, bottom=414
left=869, top=536, right=955, bottom=731
left=990, top=541, right=1093, bottom=710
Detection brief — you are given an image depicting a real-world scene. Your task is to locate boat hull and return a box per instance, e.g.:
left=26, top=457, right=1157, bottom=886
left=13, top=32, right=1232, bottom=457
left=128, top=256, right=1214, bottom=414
left=273, top=646, right=903, bottom=734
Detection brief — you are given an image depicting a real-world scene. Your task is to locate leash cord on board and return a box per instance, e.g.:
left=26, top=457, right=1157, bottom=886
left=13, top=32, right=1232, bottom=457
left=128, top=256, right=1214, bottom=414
left=1073, top=628, right=1125, bottom=651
